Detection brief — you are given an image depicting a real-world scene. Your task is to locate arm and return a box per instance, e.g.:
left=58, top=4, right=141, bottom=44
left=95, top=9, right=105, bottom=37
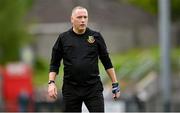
left=49, top=72, right=57, bottom=81
left=106, top=68, right=120, bottom=99
left=48, top=35, right=63, bottom=100
left=106, top=68, right=118, bottom=83
left=97, top=32, right=120, bottom=99
left=48, top=72, right=57, bottom=99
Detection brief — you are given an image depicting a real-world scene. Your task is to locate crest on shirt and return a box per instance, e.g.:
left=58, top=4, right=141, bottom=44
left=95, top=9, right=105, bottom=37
left=87, top=36, right=95, bottom=44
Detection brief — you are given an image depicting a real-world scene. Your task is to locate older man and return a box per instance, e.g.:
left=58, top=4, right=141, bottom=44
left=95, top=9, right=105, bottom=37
left=48, top=6, right=120, bottom=112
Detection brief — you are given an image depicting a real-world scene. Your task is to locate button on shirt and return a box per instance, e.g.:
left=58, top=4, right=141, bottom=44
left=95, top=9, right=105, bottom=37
left=50, top=28, right=113, bottom=86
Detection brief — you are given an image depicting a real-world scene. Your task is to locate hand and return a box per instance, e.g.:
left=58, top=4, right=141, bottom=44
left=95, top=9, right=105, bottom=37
left=48, top=83, right=58, bottom=100
left=112, top=82, right=120, bottom=100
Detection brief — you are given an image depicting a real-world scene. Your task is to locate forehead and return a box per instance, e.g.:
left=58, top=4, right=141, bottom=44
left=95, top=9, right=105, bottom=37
left=73, top=8, right=88, bottom=17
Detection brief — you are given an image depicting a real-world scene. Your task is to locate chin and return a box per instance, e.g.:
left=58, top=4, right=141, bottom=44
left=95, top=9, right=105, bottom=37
left=79, top=27, right=86, bottom=31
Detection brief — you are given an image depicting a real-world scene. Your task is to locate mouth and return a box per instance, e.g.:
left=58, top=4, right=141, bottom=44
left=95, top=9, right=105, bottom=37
left=80, top=24, right=86, bottom=27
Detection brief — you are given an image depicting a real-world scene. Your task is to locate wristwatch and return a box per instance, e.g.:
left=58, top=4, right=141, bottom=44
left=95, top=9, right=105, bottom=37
left=48, top=80, right=55, bottom=84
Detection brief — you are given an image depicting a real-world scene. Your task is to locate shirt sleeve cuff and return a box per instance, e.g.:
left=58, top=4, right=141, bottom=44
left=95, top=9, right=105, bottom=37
left=49, top=66, right=59, bottom=74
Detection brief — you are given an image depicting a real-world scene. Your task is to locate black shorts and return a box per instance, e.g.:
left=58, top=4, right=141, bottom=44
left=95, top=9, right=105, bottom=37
left=62, top=81, right=104, bottom=112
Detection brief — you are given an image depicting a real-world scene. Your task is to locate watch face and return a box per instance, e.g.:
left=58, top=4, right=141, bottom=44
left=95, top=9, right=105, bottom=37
left=48, top=80, right=55, bottom=84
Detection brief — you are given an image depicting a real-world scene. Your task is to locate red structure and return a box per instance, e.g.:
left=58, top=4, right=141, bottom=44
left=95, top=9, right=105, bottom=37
left=1, top=62, right=33, bottom=111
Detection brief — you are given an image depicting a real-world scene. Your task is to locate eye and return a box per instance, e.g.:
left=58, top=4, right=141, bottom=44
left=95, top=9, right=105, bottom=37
left=77, top=16, right=82, bottom=19
left=76, top=16, right=88, bottom=19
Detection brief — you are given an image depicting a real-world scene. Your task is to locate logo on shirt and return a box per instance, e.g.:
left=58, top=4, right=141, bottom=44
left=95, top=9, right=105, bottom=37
left=87, top=36, right=95, bottom=44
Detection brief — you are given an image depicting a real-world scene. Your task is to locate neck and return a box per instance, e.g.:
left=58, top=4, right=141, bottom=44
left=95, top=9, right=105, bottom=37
left=73, top=28, right=86, bottom=35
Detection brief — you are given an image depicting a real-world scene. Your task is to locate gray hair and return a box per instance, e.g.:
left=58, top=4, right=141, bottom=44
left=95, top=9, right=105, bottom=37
left=71, top=6, right=88, bottom=16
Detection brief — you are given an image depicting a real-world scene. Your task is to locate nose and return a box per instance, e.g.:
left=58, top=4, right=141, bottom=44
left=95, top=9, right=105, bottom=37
left=81, top=17, right=85, bottom=22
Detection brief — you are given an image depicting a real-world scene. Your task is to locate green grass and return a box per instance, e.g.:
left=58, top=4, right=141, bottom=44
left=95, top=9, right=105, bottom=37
left=102, top=47, right=180, bottom=89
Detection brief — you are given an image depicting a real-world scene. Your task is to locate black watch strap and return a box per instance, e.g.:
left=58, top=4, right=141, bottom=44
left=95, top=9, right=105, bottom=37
left=48, top=80, right=55, bottom=84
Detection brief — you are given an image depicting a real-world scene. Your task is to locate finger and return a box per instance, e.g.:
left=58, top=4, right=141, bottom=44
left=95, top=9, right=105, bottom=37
left=113, top=94, right=116, bottom=98
left=113, top=95, right=117, bottom=101
left=115, top=92, right=121, bottom=98
left=49, top=92, right=57, bottom=99
left=55, top=87, right=58, bottom=95
left=48, top=90, right=55, bottom=98
left=52, top=95, right=57, bottom=99
left=50, top=92, right=54, bottom=98
left=53, top=88, right=57, bottom=99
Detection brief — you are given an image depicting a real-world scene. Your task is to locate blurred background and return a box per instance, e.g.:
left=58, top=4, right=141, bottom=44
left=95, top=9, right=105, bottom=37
left=0, top=0, right=180, bottom=112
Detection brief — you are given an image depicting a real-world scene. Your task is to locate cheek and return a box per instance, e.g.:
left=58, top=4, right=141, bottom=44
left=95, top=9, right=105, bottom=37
left=75, top=19, right=79, bottom=23
left=85, top=19, right=88, bottom=23
left=75, top=20, right=81, bottom=25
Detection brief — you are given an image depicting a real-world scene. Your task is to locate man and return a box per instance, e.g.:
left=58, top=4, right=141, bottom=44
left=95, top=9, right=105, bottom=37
left=48, top=6, right=120, bottom=112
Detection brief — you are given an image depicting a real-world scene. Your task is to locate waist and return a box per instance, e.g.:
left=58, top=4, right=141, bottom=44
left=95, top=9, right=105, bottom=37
left=63, top=76, right=100, bottom=86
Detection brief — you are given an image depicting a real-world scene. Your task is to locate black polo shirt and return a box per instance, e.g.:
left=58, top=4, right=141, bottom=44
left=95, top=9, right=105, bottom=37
left=49, top=27, right=113, bottom=86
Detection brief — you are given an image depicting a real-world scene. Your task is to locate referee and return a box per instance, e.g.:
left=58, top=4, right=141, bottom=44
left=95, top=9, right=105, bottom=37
left=48, top=6, right=120, bottom=112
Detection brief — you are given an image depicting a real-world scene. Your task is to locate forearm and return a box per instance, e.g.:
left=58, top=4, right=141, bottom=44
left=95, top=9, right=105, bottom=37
left=106, top=68, right=118, bottom=83
left=48, top=72, right=58, bottom=99
left=49, top=72, right=57, bottom=81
